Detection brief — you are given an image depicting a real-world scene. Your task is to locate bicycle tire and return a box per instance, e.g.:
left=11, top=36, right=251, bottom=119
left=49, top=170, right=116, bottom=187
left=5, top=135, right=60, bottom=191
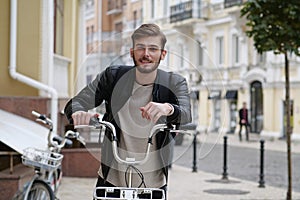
left=27, top=180, right=55, bottom=200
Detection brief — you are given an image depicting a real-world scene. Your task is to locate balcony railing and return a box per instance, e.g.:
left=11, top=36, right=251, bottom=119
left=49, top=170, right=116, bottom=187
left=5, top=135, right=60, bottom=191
left=170, top=1, right=194, bottom=23
left=107, top=0, right=123, bottom=15
left=224, top=0, right=243, bottom=8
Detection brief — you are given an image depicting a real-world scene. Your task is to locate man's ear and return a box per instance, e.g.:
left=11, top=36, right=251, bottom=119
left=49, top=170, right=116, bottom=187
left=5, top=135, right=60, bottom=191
left=160, top=50, right=167, bottom=60
left=130, top=48, right=134, bottom=58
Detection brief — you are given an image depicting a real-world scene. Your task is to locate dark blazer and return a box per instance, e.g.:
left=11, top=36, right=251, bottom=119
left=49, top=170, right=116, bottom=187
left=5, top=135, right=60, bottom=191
left=64, top=65, right=192, bottom=183
left=239, top=108, right=249, bottom=125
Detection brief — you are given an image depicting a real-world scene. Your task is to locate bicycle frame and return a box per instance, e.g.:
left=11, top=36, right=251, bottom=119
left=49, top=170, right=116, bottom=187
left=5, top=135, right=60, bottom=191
left=22, top=168, right=60, bottom=199
left=76, top=120, right=193, bottom=200
left=16, top=111, right=83, bottom=200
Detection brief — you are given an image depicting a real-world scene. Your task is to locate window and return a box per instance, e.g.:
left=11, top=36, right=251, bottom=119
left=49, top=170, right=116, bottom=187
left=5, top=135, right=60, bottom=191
left=91, top=25, right=94, bottom=44
left=54, top=0, right=64, bottom=55
left=133, top=10, right=137, bottom=29
left=151, top=0, right=155, bottom=18
left=86, top=27, right=90, bottom=53
left=257, top=52, right=266, bottom=63
left=232, top=34, right=239, bottom=64
left=163, top=0, right=168, bottom=17
left=165, top=46, right=170, bottom=67
left=85, top=0, right=94, bottom=9
left=216, top=36, right=224, bottom=65
left=86, top=26, right=94, bottom=53
left=115, top=22, right=123, bottom=33
left=86, top=74, right=93, bottom=84
left=179, top=43, right=184, bottom=67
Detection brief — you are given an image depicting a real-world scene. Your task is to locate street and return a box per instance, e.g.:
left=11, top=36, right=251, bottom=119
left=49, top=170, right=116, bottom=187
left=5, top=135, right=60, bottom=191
left=57, top=132, right=300, bottom=200
left=173, top=133, right=300, bottom=193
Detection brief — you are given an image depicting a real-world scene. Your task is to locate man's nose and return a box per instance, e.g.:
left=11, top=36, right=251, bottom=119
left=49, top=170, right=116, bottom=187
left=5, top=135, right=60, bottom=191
left=143, top=48, right=150, bottom=57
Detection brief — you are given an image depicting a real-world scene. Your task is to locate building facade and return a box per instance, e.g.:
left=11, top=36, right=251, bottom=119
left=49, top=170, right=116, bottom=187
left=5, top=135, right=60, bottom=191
left=68, top=0, right=300, bottom=140
left=82, top=0, right=143, bottom=87
left=141, top=0, right=300, bottom=139
left=0, top=0, right=85, bottom=132
left=0, top=0, right=86, bottom=198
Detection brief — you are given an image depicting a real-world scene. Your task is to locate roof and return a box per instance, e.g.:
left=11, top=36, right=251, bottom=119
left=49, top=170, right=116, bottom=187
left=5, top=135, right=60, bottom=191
left=0, top=109, right=48, bottom=154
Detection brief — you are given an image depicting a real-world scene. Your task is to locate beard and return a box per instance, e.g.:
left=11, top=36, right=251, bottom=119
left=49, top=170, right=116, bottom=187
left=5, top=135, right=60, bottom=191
left=133, top=53, right=161, bottom=74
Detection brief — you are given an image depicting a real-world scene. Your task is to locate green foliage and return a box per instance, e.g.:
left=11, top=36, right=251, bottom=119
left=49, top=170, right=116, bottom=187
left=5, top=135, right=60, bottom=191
left=240, top=0, right=300, bottom=55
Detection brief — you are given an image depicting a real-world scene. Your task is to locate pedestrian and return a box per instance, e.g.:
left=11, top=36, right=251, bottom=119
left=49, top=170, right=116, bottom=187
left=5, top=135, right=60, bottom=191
left=64, top=23, right=192, bottom=199
left=238, top=102, right=249, bottom=141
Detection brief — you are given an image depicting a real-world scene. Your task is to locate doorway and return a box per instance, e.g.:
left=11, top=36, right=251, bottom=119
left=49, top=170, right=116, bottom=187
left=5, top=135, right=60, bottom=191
left=250, top=81, right=263, bottom=133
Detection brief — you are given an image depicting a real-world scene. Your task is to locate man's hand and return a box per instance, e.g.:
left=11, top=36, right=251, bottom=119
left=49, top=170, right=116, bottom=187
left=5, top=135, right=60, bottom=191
left=71, top=111, right=95, bottom=125
left=140, top=102, right=173, bottom=123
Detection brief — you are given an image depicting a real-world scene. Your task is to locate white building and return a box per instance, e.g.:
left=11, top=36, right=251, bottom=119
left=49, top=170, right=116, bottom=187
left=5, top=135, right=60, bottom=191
left=142, top=0, right=300, bottom=140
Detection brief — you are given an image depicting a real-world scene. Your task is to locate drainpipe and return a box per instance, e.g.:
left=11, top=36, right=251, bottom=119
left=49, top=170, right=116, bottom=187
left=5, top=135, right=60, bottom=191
left=9, top=0, right=58, bottom=134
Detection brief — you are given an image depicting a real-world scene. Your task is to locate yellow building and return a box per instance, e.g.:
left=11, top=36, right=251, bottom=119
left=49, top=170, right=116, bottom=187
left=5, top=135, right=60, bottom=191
left=0, top=0, right=85, bottom=133
left=0, top=1, right=87, bottom=198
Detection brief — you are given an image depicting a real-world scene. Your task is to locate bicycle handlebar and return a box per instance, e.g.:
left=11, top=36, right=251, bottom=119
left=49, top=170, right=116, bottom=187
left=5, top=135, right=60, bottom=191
left=32, top=110, right=53, bottom=127
left=75, top=118, right=195, bottom=166
left=31, top=111, right=85, bottom=150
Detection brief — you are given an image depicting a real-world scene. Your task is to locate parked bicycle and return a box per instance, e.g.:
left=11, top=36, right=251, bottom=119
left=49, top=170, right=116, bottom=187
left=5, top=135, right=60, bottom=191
left=75, top=117, right=195, bottom=200
left=13, top=111, right=84, bottom=200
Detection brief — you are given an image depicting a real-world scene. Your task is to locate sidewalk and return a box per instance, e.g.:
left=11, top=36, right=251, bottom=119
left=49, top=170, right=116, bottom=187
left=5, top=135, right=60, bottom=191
left=168, top=165, right=300, bottom=200
left=57, top=164, right=300, bottom=200
left=56, top=134, right=300, bottom=199
left=196, top=131, right=300, bottom=153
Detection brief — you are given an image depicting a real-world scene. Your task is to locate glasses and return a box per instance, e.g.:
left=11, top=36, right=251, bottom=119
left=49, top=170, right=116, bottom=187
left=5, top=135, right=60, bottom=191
left=134, top=45, right=163, bottom=54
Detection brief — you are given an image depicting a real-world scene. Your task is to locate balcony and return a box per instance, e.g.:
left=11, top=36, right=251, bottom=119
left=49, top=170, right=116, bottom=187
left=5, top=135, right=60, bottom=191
left=107, top=0, right=123, bottom=15
left=224, top=0, right=243, bottom=8
left=170, top=1, right=201, bottom=23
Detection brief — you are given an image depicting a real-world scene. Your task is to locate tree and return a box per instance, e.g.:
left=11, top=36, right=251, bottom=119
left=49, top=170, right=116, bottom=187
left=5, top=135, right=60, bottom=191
left=240, top=1, right=300, bottom=199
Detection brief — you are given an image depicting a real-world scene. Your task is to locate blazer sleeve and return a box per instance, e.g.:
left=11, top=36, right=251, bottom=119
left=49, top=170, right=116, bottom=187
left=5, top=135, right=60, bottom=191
left=167, top=74, right=192, bottom=125
left=64, top=67, right=115, bottom=123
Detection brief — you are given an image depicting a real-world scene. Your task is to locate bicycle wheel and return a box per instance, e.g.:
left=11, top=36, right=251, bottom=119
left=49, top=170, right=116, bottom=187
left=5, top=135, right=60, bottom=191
left=27, top=180, right=55, bottom=200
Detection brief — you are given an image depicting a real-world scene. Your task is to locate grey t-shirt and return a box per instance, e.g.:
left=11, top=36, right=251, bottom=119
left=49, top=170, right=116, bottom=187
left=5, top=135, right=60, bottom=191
left=98, top=81, right=166, bottom=188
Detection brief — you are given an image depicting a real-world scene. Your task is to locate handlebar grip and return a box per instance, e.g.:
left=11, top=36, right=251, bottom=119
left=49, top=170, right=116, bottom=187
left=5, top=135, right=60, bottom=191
left=53, top=136, right=64, bottom=144
left=32, top=110, right=48, bottom=121
left=32, top=110, right=41, bottom=118
left=53, top=136, right=73, bottom=147
left=64, top=138, right=73, bottom=147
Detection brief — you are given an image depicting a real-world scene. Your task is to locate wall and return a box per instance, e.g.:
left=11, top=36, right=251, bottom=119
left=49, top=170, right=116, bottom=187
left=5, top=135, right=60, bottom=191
left=0, top=0, right=41, bottom=96
left=61, top=148, right=101, bottom=177
left=0, top=164, right=34, bottom=200
left=0, top=96, right=69, bottom=134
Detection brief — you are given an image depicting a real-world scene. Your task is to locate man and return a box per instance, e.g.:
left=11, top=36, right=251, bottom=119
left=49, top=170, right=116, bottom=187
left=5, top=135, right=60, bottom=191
left=238, top=102, right=249, bottom=141
left=64, top=24, right=191, bottom=198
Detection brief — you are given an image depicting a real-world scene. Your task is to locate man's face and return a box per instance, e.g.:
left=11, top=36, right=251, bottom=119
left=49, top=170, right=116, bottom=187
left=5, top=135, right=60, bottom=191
left=130, top=36, right=167, bottom=74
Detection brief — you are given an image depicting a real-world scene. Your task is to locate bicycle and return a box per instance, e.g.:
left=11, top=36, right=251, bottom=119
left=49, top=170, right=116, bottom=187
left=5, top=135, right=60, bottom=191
left=75, top=117, right=195, bottom=200
left=13, top=111, right=84, bottom=200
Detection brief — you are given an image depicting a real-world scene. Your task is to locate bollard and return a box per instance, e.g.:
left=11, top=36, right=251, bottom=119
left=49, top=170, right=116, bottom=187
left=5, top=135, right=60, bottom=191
left=258, top=139, right=265, bottom=188
left=222, top=136, right=228, bottom=180
left=192, top=131, right=199, bottom=172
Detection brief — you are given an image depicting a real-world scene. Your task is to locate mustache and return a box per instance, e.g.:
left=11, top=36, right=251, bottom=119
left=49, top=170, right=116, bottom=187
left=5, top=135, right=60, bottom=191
left=139, top=56, right=153, bottom=63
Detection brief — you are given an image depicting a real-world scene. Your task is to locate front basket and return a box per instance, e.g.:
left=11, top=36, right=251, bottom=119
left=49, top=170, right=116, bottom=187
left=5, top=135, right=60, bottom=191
left=22, top=147, right=63, bottom=171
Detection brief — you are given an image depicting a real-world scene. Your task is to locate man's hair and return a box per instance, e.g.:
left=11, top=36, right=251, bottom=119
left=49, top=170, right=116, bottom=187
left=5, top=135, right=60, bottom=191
left=131, top=24, right=167, bottom=49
